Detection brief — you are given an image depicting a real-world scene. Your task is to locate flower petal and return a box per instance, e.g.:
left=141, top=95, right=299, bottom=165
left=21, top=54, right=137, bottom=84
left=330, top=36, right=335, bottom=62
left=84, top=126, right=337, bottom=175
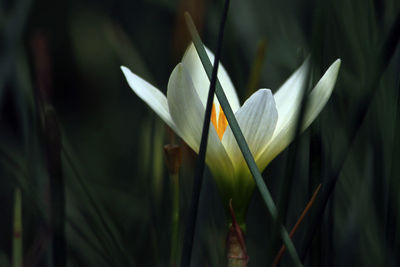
left=121, top=66, right=177, bottom=131
left=181, top=43, right=241, bottom=113
left=302, top=59, right=341, bottom=129
left=222, top=89, right=278, bottom=170
left=273, top=58, right=310, bottom=135
left=257, top=59, right=341, bottom=170
left=167, top=63, right=234, bottom=181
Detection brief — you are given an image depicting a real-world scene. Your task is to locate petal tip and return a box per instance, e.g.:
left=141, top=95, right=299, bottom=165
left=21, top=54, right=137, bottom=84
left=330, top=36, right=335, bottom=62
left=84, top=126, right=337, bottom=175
left=170, top=63, right=184, bottom=77
left=253, top=88, right=273, bottom=99
left=120, top=65, right=131, bottom=77
left=328, top=59, right=342, bottom=79
left=258, top=88, right=273, bottom=94
left=333, top=58, right=341, bottom=68
left=329, top=59, right=341, bottom=73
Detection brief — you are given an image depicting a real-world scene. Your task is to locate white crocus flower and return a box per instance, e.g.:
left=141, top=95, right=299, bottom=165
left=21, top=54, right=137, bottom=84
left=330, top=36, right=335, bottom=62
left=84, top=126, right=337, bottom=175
left=121, top=43, right=340, bottom=220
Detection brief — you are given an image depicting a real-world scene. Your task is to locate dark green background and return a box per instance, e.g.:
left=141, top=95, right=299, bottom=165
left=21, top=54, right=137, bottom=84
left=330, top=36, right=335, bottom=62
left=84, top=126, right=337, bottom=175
left=0, top=0, right=399, bottom=266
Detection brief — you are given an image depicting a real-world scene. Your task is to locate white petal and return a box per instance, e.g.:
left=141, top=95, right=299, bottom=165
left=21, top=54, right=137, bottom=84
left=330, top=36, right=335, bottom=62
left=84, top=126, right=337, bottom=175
left=167, top=63, right=234, bottom=180
left=121, top=66, right=177, bottom=131
left=222, top=89, right=278, bottom=170
left=257, top=59, right=341, bottom=170
left=302, top=59, right=341, bottom=129
left=273, top=58, right=310, bottom=135
left=181, top=43, right=241, bottom=113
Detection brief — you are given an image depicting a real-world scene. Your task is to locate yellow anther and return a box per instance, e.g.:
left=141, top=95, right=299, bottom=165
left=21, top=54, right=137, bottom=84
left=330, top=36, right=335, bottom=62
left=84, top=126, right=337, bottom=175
left=211, top=104, right=228, bottom=140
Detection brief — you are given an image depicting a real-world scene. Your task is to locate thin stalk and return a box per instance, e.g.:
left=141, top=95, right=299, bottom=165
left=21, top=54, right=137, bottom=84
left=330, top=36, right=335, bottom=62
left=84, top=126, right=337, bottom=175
left=31, top=32, right=66, bottom=267
left=44, top=107, right=65, bottom=267
left=180, top=0, right=230, bottom=266
left=13, top=188, right=23, bottom=267
left=272, top=184, right=322, bottom=267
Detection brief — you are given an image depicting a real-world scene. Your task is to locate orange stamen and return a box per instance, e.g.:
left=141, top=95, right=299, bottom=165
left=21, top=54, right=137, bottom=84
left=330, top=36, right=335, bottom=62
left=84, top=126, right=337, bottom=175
left=211, top=104, right=228, bottom=140
left=211, top=104, right=218, bottom=131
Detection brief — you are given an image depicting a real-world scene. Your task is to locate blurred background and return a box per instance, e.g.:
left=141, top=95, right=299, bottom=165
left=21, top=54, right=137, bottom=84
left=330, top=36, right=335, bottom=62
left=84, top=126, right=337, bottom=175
left=0, top=0, right=399, bottom=266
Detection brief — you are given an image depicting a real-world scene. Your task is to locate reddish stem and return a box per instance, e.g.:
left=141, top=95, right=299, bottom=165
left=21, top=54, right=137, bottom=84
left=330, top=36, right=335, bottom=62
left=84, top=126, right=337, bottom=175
left=272, top=184, right=322, bottom=267
left=227, top=200, right=249, bottom=267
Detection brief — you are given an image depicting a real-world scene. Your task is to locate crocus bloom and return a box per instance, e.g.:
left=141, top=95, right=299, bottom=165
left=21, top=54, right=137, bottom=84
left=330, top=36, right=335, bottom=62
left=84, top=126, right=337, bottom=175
left=121, top=44, right=340, bottom=221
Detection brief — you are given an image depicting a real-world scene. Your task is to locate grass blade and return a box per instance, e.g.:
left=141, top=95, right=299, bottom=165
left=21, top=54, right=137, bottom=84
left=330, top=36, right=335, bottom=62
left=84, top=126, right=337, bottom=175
left=180, top=1, right=230, bottom=266
left=62, top=144, right=131, bottom=266
left=184, top=12, right=303, bottom=267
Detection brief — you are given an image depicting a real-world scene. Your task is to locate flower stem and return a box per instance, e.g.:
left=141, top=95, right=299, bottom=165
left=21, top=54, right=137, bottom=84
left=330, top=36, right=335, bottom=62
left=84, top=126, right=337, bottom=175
left=227, top=225, right=248, bottom=267
left=227, top=200, right=248, bottom=267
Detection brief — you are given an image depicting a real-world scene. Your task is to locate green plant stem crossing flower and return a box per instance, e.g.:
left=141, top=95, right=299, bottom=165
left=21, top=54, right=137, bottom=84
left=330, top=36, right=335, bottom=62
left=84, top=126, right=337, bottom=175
left=121, top=43, right=340, bottom=223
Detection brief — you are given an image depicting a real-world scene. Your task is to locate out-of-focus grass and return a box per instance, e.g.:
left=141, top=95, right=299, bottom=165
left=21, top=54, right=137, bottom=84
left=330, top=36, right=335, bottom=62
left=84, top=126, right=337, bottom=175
left=0, top=0, right=399, bottom=266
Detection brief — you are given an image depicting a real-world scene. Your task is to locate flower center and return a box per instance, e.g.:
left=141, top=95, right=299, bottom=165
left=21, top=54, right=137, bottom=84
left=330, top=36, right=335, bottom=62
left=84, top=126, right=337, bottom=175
left=211, top=104, right=228, bottom=140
